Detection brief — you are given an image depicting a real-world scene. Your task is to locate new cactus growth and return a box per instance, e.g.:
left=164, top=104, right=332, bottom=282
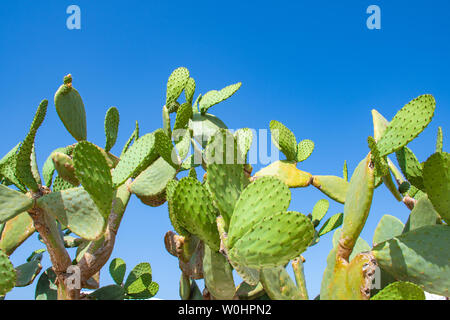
left=0, top=68, right=447, bottom=301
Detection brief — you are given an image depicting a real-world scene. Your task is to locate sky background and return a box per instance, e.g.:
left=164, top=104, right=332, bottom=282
left=1, top=0, right=449, bottom=299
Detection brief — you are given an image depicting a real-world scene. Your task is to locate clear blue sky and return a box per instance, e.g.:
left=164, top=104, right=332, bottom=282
left=1, top=0, right=449, bottom=299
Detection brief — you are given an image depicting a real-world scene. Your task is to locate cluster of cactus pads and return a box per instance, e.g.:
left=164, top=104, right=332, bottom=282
left=0, top=67, right=448, bottom=300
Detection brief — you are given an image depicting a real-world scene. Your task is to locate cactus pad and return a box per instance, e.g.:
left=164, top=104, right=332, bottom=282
left=129, top=157, right=176, bottom=207
left=171, top=178, right=220, bottom=251
left=199, top=82, right=242, bottom=114
left=318, top=213, right=343, bottom=237
left=73, top=141, right=113, bottom=219
left=0, top=249, right=16, bottom=296
left=206, top=162, right=247, bottom=226
left=269, top=120, right=297, bottom=161
left=203, top=245, right=235, bottom=300
left=229, top=211, right=314, bottom=268
left=373, top=215, right=404, bottom=246
left=422, top=152, right=450, bottom=224
left=312, top=175, right=349, bottom=204
left=260, top=266, right=305, bottom=300
left=371, top=109, right=389, bottom=141
left=0, top=185, right=33, bottom=224
left=104, top=107, right=120, bottom=152
left=228, top=176, right=291, bottom=248
left=16, top=99, right=48, bottom=191
left=90, top=285, right=125, bottom=300
left=0, top=212, right=35, bottom=256
left=296, top=139, right=315, bottom=162
left=403, top=196, right=438, bottom=233
left=54, top=75, right=87, bottom=141
left=340, top=154, right=375, bottom=252
left=311, top=199, right=329, bottom=226
left=37, top=187, right=106, bottom=240
left=190, top=113, right=228, bottom=148
left=166, top=67, right=190, bottom=107
left=234, top=128, right=253, bottom=162
left=436, top=127, right=443, bottom=153
left=396, top=147, right=424, bottom=190
left=376, top=94, right=435, bottom=157
left=372, top=225, right=450, bottom=296
left=112, top=132, right=158, bottom=187
left=371, top=281, right=425, bottom=300
left=154, top=129, right=178, bottom=168
left=121, top=120, right=139, bottom=157
left=184, top=77, right=196, bottom=105
left=254, top=160, right=312, bottom=188
left=35, top=268, right=57, bottom=300
left=0, top=143, right=26, bottom=192
left=173, top=102, right=193, bottom=133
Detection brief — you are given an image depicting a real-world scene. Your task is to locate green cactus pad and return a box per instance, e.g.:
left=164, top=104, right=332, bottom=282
left=436, top=127, right=443, bottom=153
left=372, top=225, right=450, bottom=296
left=311, top=199, right=329, bottom=226
left=37, top=187, right=106, bottom=241
left=228, top=257, right=260, bottom=286
left=0, top=185, right=33, bottom=224
left=0, top=212, right=35, bottom=256
left=343, top=160, right=348, bottom=181
left=376, top=94, right=435, bottom=157
left=73, top=141, right=113, bottom=219
left=0, top=143, right=26, bottom=192
left=124, top=262, right=158, bottom=299
left=260, top=266, right=305, bottom=300
left=112, top=132, right=158, bottom=187
left=254, top=160, right=312, bottom=188
left=371, top=281, right=425, bottom=300
left=422, top=152, right=450, bottom=224
left=373, top=215, right=404, bottom=246
left=190, top=113, right=228, bottom=148
left=184, top=77, right=196, bottom=105
left=396, top=147, right=424, bottom=190
left=104, top=107, right=120, bottom=152
left=340, top=154, right=375, bottom=252
left=229, top=211, right=314, bottom=268
left=203, top=245, right=235, bottom=300
left=318, top=213, right=343, bottom=237
left=367, top=136, right=389, bottom=178
left=129, top=157, right=177, bottom=207
left=371, top=109, right=389, bottom=141
left=35, top=268, right=57, bottom=300
left=166, top=179, right=189, bottom=236
left=0, top=249, right=16, bottom=296
left=296, top=139, right=315, bottom=162
left=235, top=282, right=265, bottom=300
left=312, top=175, right=349, bottom=204
left=228, top=176, right=291, bottom=248
left=52, top=152, right=79, bottom=186
left=172, top=178, right=220, bottom=251
left=403, top=196, right=438, bottom=233
left=52, top=175, right=75, bottom=192
left=269, top=120, right=297, bottom=161
left=120, top=120, right=139, bottom=157
left=174, top=128, right=191, bottom=161
left=90, top=284, right=125, bottom=300
left=173, top=102, right=193, bottom=133
left=206, top=162, right=247, bottom=226
left=199, top=82, right=242, bottom=114
left=54, top=75, right=87, bottom=141
left=16, top=99, right=48, bottom=191
left=15, top=252, right=42, bottom=287
left=154, top=129, right=178, bottom=168
left=30, top=147, right=41, bottom=185
left=234, top=128, right=253, bottom=162
left=109, top=258, right=126, bottom=286
left=166, top=67, right=190, bottom=108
